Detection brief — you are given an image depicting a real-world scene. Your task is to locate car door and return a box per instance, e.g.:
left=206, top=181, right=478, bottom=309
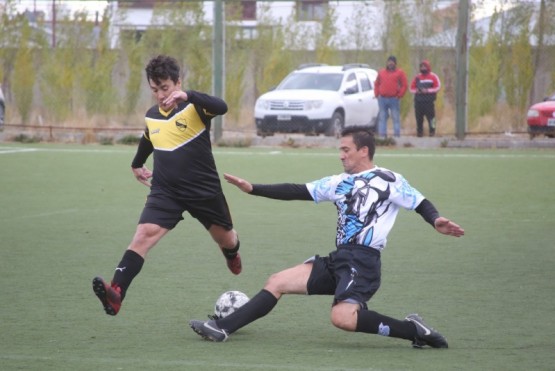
left=357, top=71, right=379, bottom=126
left=342, top=72, right=365, bottom=125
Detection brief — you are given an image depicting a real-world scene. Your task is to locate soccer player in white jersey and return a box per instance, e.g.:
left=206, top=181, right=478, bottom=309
left=190, top=126, right=464, bottom=348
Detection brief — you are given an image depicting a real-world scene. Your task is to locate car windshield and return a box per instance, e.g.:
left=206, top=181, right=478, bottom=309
left=277, top=72, right=343, bottom=91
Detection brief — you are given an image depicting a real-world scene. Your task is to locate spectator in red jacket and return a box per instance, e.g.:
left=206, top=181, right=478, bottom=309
left=410, top=60, right=441, bottom=137
left=374, top=56, right=408, bottom=138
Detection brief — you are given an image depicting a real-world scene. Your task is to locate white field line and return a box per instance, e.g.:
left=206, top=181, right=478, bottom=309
left=0, top=146, right=554, bottom=159
left=0, top=147, right=39, bottom=154
left=0, top=146, right=132, bottom=155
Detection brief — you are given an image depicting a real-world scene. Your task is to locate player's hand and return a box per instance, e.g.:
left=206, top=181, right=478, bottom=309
left=132, top=166, right=153, bottom=187
left=434, top=217, right=464, bottom=237
left=224, top=173, right=253, bottom=193
left=161, top=90, right=188, bottom=110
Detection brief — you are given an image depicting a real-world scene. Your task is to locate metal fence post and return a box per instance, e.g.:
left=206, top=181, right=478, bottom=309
left=212, top=0, right=224, bottom=142
left=455, top=0, right=470, bottom=140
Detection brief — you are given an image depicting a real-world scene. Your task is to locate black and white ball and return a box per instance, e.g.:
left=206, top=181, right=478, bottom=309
left=214, top=290, right=249, bottom=319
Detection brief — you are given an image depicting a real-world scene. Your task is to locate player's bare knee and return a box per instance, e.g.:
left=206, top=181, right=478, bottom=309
left=264, top=272, right=280, bottom=288
left=330, top=313, right=354, bottom=331
left=330, top=305, right=357, bottom=331
left=263, top=272, right=286, bottom=293
left=135, top=223, right=161, bottom=241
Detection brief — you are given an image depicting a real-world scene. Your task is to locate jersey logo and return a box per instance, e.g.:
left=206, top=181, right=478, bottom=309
left=176, top=119, right=188, bottom=132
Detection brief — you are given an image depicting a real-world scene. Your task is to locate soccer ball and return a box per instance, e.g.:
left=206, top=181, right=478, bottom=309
left=214, top=290, right=249, bottom=319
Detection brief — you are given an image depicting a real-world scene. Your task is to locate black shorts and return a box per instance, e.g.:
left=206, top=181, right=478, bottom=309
left=306, top=245, right=381, bottom=308
left=138, top=188, right=234, bottom=230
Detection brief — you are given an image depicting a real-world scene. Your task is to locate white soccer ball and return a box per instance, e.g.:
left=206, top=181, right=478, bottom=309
left=214, top=290, right=249, bottom=319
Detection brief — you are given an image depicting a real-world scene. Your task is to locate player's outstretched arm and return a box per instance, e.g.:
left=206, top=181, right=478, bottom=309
left=224, top=173, right=253, bottom=193
left=434, top=217, right=464, bottom=237
left=225, top=173, right=312, bottom=201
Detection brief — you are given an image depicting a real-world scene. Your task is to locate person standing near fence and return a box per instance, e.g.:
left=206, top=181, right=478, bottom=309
left=410, top=60, right=441, bottom=137
left=0, top=84, right=5, bottom=128
left=374, top=56, right=408, bottom=138
left=92, top=55, right=243, bottom=316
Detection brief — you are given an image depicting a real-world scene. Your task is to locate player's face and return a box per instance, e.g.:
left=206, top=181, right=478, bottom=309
left=149, top=77, right=182, bottom=111
left=339, top=136, right=368, bottom=174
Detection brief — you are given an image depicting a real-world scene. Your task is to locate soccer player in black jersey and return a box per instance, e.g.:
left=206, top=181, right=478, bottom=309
left=190, top=126, right=464, bottom=348
left=92, top=55, right=241, bottom=316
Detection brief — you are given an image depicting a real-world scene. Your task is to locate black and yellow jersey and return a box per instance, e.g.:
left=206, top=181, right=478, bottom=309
left=132, top=90, right=228, bottom=200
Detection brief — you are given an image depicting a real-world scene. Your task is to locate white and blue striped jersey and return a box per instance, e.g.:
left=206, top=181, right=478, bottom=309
left=306, top=166, right=424, bottom=251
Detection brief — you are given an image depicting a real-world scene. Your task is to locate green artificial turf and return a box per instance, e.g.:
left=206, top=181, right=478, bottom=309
left=0, top=143, right=554, bottom=370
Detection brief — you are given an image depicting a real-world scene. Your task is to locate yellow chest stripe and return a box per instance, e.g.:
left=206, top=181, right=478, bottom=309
left=145, top=105, right=206, bottom=151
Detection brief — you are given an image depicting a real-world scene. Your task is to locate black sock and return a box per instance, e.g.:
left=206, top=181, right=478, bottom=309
left=216, top=289, right=278, bottom=334
left=111, top=249, right=144, bottom=300
left=221, top=240, right=240, bottom=260
left=356, top=310, right=416, bottom=340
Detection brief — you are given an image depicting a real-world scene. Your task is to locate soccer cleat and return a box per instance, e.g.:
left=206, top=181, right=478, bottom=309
left=189, top=320, right=228, bottom=342
left=222, top=250, right=242, bottom=275
left=92, top=276, right=122, bottom=316
left=405, top=313, right=448, bottom=349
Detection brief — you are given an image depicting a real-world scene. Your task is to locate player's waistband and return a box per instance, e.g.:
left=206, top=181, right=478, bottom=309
left=337, top=244, right=381, bottom=257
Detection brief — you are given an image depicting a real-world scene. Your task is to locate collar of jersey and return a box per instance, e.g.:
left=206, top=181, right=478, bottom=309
left=158, top=105, right=175, bottom=117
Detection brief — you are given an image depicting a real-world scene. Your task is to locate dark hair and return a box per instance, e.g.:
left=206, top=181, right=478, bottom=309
left=341, top=126, right=375, bottom=160
left=145, top=55, right=181, bottom=85
left=387, top=55, right=397, bottom=64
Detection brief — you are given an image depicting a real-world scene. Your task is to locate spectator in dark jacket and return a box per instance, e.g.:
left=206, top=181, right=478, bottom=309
left=0, top=84, right=5, bottom=128
left=409, top=60, right=441, bottom=137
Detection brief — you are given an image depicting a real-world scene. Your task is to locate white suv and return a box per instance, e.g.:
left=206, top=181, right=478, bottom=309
left=254, top=64, right=379, bottom=137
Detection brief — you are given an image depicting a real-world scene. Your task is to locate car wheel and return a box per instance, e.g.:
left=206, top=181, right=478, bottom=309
left=325, top=112, right=344, bottom=137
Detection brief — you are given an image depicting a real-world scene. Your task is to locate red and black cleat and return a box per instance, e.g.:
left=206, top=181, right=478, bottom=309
left=225, top=252, right=242, bottom=275
left=92, top=276, right=122, bottom=316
